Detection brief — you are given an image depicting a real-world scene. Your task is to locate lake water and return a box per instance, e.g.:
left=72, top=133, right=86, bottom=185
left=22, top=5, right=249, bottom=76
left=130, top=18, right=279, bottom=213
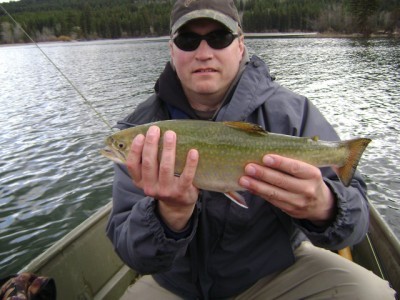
left=0, top=37, right=399, bottom=277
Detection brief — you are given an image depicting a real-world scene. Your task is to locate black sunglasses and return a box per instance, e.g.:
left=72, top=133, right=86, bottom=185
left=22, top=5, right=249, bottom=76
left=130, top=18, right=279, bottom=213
left=173, top=30, right=239, bottom=52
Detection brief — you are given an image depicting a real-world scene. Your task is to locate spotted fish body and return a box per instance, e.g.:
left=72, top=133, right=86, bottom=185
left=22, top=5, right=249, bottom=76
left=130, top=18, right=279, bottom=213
left=101, top=120, right=371, bottom=207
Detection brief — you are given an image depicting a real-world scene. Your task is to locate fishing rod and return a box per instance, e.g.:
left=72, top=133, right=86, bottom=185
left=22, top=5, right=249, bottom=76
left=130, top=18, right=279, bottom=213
left=0, top=4, right=113, bottom=130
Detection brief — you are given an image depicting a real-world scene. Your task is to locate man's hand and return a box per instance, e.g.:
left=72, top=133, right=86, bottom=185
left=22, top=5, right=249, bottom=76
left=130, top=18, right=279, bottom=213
left=126, top=125, right=199, bottom=231
left=239, top=154, right=336, bottom=226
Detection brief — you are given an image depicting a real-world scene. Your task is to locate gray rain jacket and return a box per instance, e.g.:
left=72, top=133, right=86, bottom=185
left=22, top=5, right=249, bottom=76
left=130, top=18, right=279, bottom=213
left=106, top=55, right=369, bottom=299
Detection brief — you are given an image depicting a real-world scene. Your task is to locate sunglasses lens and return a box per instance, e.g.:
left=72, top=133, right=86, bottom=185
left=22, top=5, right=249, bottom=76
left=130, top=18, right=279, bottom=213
left=174, top=30, right=237, bottom=51
left=207, top=30, right=236, bottom=49
left=174, top=32, right=201, bottom=51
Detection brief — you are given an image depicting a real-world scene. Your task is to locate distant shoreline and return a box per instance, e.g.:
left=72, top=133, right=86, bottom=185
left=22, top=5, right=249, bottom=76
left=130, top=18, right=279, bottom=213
left=1, top=31, right=399, bottom=46
left=245, top=32, right=319, bottom=39
left=244, top=32, right=400, bottom=39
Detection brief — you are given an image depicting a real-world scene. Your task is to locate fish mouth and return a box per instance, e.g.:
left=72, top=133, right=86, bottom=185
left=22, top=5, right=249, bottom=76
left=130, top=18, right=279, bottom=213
left=100, top=146, right=126, bottom=165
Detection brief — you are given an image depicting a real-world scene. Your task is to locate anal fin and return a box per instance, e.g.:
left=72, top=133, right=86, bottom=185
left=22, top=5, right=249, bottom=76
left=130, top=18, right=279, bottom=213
left=224, top=192, right=248, bottom=209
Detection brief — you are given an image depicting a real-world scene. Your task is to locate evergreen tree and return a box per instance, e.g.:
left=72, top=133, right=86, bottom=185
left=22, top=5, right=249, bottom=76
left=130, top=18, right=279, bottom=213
left=347, top=0, right=380, bottom=36
left=0, top=0, right=397, bottom=44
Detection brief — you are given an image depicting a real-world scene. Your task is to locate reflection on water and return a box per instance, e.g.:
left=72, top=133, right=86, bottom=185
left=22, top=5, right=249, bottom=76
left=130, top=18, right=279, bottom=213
left=0, top=37, right=399, bottom=276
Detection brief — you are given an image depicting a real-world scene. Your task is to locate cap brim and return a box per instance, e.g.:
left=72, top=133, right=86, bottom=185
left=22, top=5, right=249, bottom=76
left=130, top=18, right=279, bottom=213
left=171, top=9, right=239, bottom=34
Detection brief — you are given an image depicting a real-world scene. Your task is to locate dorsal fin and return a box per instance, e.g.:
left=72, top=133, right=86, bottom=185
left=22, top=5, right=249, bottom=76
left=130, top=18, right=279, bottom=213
left=223, top=121, right=268, bottom=136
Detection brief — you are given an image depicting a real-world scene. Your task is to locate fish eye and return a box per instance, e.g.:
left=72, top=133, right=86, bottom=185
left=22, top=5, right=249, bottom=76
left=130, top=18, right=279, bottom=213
left=116, top=142, right=125, bottom=150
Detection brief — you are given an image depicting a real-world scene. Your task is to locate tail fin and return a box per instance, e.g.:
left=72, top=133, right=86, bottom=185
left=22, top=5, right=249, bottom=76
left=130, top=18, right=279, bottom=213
left=337, top=138, right=371, bottom=187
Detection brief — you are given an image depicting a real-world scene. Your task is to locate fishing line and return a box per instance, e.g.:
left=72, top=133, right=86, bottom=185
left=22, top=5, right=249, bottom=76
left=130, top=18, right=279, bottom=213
left=365, top=233, right=386, bottom=280
left=0, top=4, right=113, bottom=130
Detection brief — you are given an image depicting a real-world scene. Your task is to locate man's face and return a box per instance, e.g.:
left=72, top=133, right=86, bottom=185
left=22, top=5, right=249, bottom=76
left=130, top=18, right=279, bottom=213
left=170, top=19, right=244, bottom=108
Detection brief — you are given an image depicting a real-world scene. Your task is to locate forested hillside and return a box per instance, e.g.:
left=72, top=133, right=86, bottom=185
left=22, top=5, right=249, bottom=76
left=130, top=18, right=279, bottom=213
left=0, top=0, right=399, bottom=44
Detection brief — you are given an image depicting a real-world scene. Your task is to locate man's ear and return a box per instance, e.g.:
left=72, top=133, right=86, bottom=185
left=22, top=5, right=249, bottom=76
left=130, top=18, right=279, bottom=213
left=239, top=35, right=245, bottom=56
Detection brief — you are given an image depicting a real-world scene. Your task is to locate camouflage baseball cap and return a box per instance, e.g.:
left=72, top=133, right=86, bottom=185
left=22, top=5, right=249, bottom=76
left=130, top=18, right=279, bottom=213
left=170, top=0, right=241, bottom=34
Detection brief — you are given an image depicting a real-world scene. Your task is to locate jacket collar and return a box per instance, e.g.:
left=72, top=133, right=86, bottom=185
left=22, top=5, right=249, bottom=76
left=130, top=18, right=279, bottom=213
left=154, top=62, right=199, bottom=119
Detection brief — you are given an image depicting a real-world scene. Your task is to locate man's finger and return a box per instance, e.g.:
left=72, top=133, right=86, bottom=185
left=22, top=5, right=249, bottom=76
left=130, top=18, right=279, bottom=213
left=263, top=155, right=322, bottom=181
left=179, top=149, right=199, bottom=189
left=127, top=134, right=145, bottom=183
left=141, top=126, right=161, bottom=189
left=159, top=130, right=177, bottom=187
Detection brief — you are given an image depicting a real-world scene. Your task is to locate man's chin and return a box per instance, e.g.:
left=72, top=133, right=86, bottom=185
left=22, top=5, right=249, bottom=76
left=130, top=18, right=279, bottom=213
left=191, top=83, right=220, bottom=95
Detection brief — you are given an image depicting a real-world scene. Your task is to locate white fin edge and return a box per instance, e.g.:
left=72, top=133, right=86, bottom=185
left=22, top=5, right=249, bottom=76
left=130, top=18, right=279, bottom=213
left=224, top=192, right=248, bottom=209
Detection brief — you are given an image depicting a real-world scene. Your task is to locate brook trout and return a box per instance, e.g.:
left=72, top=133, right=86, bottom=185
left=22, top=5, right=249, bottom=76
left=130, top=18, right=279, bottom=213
left=101, top=120, right=371, bottom=208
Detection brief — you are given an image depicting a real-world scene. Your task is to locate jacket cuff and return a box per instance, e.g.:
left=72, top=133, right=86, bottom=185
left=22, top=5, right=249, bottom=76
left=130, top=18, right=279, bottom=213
left=154, top=201, right=195, bottom=240
left=144, top=198, right=198, bottom=245
left=294, top=179, right=353, bottom=248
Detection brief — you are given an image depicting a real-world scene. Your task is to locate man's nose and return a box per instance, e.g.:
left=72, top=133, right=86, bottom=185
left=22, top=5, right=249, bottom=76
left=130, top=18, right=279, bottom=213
left=195, top=40, right=213, bottom=59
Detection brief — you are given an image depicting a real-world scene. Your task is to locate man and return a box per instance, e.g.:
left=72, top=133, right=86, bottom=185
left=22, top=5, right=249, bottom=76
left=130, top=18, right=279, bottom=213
left=106, top=0, right=396, bottom=299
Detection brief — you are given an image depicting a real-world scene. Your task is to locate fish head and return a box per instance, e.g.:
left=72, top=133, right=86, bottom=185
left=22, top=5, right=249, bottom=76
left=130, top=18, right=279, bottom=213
left=100, top=134, right=131, bottom=165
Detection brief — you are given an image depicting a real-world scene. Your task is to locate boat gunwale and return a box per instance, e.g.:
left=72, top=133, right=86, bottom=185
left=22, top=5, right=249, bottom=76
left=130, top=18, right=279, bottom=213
left=19, top=200, right=400, bottom=296
left=20, top=202, right=113, bottom=273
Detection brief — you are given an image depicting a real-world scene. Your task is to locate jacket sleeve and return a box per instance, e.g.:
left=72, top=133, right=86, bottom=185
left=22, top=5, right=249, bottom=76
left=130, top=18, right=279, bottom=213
left=106, top=163, right=198, bottom=274
left=264, top=87, right=369, bottom=250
